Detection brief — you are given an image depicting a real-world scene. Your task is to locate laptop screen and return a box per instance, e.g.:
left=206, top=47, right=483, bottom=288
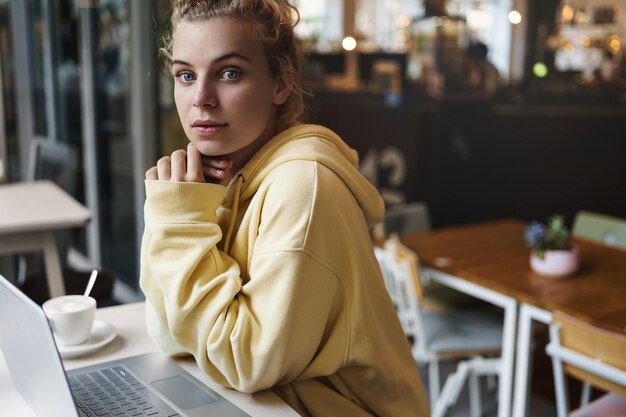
left=0, top=274, right=79, bottom=417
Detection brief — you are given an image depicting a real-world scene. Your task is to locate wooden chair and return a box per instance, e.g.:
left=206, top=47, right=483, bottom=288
left=546, top=311, right=626, bottom=417
left=374, top=235, right=503, bottom=416
left=572, top=211, right=626, bottom=249
left=568, top=210, right=626, bottom=413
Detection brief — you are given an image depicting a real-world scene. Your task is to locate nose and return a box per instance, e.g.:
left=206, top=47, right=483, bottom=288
left=192, top=79, right=218, bottom=108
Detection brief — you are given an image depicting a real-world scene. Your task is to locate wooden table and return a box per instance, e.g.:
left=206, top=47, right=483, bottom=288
left=0, top=180, right=91, bottom=297
left=0, top=302, right=299, bottom=416
left=401, top=219, right=626, bottom=417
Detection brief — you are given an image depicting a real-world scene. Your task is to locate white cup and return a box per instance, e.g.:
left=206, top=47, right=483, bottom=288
left=43, top=295, right=96, bottom=346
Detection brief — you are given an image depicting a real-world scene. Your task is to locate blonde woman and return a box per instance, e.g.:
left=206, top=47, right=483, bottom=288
left=141, top=1, right=428, bottom=415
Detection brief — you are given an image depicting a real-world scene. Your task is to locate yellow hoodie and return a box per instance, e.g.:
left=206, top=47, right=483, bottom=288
left=140, top=124, right=429, bottom=416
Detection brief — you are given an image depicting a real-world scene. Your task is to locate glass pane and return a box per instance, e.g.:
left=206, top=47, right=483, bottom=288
left=93, top=0, right=136, bottom=286
left=293, top=0, right=343, bottom=51
left=42, top=0, right=87, bottom=262
left=355, top=0, right=423, bottom=51
left=52, top=0, right=137, bottom=285
left=156, top=0, right=186, bottom=156
left=53, top=0, right=83, bottom=153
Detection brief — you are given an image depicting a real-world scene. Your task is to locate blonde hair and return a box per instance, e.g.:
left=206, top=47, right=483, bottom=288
left=162, top=0, right=305, bottom=131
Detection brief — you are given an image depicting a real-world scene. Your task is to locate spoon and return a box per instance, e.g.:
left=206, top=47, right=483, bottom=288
left=83, top=269, right=98, bottom=298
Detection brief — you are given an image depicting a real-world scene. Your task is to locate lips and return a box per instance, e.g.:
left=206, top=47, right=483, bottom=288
left=191, top=120, right=227, bottom=136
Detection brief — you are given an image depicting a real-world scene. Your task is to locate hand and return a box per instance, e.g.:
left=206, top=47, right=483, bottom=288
left=145, top=144, right=233, bottom=185
left=201, top=154, right=233, bottom=185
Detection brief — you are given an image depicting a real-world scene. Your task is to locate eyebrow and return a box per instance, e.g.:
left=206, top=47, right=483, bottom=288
left=171, top=52, right=251, bottom=68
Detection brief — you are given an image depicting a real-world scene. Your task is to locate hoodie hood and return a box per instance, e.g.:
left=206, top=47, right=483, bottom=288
left=223, top=124, right=384, bottom=239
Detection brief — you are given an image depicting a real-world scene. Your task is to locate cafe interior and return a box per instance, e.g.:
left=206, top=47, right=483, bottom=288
left=0, top=0, right=625, bottom=416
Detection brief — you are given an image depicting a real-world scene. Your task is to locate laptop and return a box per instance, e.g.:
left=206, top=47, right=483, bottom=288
left=0, top=274, right=249, bottom=417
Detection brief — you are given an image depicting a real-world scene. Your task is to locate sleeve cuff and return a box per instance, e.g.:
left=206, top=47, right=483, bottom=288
left=144, top=180, right=226, bottom=223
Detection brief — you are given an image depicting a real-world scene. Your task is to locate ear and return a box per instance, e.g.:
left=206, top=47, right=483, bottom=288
left=272, top=71, right=294, bottom=105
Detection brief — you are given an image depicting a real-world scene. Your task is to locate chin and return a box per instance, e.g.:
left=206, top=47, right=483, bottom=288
left=190, top=141, right=222, bottom=157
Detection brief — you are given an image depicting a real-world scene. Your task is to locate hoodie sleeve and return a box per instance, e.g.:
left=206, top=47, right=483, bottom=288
left=140, top=176, right=346, bottom=393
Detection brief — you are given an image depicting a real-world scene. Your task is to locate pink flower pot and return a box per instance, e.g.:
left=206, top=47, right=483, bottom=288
left=530, top=245, right=580, bottom=278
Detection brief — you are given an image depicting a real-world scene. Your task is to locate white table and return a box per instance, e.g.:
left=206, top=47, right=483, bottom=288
left=0, top=302, right=299, bottom=416
left=0, top=180, right=91, bottom=297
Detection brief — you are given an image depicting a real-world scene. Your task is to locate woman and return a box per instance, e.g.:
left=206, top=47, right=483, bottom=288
left=141, top=1, right=428, bottom=415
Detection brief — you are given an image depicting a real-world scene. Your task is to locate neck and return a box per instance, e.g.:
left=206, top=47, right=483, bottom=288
left=228, top=116, right=279, bottom=173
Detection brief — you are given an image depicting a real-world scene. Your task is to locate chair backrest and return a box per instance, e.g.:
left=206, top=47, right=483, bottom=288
left=383, top=201, right=431, bottom=237
left=386, top=235, right=426, bottom=301
left=26, top=137, right=81, bottom=267
left=572, top=211, right=626, bottom=249
left=374, top=235, right=427, bottom=357
left=547, top=311, right=626, bottom=397
left=28, top=137, right=78, bottom=195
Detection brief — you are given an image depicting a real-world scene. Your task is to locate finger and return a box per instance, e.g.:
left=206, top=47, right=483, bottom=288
left=203, top=165, right=227, bottom=182
left=201, top=156, right=231, bottom=170
left=156, top=156, right=171, bottom=181
left=186, top=144, right=205, bottom=182
left=145, top=166, right=157, bottom=180
left=169, top=150, right=187, bottom=182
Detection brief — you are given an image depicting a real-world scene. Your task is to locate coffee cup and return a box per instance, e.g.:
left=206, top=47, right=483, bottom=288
left=42, top=295, right=96, bottom=346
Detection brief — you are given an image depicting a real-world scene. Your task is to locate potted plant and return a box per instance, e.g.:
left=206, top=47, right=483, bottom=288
left=524, top=215, right=579, bottom=278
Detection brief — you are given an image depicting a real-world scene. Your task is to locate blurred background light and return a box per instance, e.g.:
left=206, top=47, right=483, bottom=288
left=342, top=36, right=357, bottom=51
left=533, top=62, right=548, bottom=78
left=509, top=10, right=522, bottom=25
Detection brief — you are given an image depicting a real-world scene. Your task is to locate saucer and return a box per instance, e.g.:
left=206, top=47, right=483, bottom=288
left=57, top=320, right=117, bottom=359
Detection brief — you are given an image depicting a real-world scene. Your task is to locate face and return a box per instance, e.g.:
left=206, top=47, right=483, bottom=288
left=171, top=17, right=290, bottom=164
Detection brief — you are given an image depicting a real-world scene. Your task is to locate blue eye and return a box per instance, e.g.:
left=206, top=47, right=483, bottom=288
left=177, top=72, right=195, bottom=82
left=221, top=70, right=240, bottom=81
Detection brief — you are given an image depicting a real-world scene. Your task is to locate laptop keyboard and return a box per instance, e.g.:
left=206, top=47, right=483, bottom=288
left=68, top=366, right=179, bottom=417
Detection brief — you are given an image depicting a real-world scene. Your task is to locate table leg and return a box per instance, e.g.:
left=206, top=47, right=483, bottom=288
left=41, top=232, right=66, bottom=298
left=512, top=303, right=552, bottom=417
left=425, top=269, right=518, bottom=417
left=498, top=297, right=518, bottom=417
